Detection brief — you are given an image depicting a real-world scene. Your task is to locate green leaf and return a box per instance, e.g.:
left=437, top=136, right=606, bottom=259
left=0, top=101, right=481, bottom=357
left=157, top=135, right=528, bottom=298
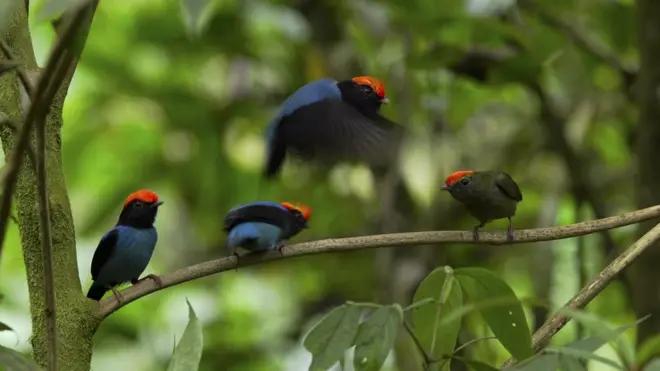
left=0, top=344, right=43, bottom=371
left=166, top=299, right=203, bottom=371
left=546, top=347, right=623, bottom=370
left=304, top=304, right=361, bottom=371
left=455, top=268, right=532, bottom=361
left=353, top=304, right=402, bottom=371
left=451, top=356, right=499, bottom=371
left=637, top=333, right=660, bottom=366
left=179, top=0, right=215, bottom=38
left=560, top=311, right=649, bottom=356
left=411, top=266, right=463, bottom=370
left=644, top=358, right=660, bottom=371
left=511, top=354, right=561, bottom=371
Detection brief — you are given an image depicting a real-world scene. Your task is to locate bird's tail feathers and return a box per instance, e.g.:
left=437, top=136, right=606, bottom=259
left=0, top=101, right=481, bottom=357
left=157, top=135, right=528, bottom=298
left=86, top=282, right=107, bottom=301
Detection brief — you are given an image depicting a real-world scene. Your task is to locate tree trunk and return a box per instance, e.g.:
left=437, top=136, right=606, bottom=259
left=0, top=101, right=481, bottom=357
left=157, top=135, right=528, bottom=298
left=0, top=2, right=98, bottom=370
left=629, top=0, right=660, bottom=347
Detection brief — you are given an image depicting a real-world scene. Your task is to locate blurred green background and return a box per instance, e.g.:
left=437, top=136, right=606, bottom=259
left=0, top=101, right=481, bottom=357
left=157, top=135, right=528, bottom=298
left=0, top=0, right=649, bottom=370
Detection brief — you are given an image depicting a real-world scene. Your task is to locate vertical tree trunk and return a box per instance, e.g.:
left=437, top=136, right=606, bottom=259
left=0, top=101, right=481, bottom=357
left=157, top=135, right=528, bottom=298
left=629, top=0, right=660, bottom=346
left=0, top=1, right=98, bottom=369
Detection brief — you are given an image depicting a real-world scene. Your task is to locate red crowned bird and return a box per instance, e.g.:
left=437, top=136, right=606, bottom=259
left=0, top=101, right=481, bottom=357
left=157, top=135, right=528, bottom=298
left=441, top=170, right=523, bottom=241
left=264, top=76, right=402, bottom=178
left=87, top=190, right=164, bottom=302
left=223, top=200, right=311, bottom=258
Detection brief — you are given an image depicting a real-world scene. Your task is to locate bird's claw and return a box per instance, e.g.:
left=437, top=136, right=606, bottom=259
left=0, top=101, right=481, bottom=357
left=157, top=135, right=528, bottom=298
left=131, top=274, right=163, bottom=288
left=109, top=286, right=123, bottom=304
left=507, top=223, right=515, bottom=242
left=472, top=225, right=481, bottom=242
left=232, top=251, right=241, bottom=272
left=275, top=241, right=287, bottom=257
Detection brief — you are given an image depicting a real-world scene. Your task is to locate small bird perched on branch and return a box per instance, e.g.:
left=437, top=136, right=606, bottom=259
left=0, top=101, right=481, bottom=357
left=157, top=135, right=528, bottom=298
left=441, top=170, right=523, bottom=241
left=87, top=190, right=164, bottom=302
left=223, top=201, right=311, bottom=258
left=263, top=76, right=403, bottom=178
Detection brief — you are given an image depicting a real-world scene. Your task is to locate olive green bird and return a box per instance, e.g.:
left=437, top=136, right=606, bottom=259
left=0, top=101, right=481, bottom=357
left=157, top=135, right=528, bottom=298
left=441, top=170, right=523, bottom=241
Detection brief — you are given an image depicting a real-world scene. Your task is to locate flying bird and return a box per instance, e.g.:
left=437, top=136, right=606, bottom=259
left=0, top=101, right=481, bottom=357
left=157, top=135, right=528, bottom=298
left=264, top=76, right=402, bottom=178
left=441, top=170, right=523, bottom=241
left=223, top=200, right=311, bottom=259
left=87, top=189, right=164, bottom=302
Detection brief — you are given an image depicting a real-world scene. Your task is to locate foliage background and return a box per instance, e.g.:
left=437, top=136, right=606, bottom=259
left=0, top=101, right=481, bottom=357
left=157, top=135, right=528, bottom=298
left=0, top=0, right=646, bottom=370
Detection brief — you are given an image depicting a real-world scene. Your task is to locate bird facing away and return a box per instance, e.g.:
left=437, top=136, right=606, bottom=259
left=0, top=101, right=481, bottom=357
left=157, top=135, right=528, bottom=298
left=441, top=170, right=523, bottom=241
left=223, top=200, right=312, bottom=258
left=264, top=76, right=403, bottom=178
left=87, top=189, right=164, bottom=302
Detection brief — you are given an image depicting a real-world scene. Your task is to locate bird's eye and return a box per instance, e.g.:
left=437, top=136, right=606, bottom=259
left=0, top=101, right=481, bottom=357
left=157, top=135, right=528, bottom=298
left=361, top=85, right=373, bottom=96
left=134, top=201, right=144, bottom=208
left=460, top=178, right=470, bottom=186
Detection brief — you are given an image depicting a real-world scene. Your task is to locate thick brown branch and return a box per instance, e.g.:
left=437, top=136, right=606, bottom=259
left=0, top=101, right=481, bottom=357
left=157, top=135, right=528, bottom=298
left=501, top=221, right=660, bottom=368
left=97, top=204, right=660, bottom=318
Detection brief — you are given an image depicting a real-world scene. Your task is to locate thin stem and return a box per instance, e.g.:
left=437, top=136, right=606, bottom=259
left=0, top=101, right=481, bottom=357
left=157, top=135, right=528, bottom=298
left=502, top=221, right=660, bottom=368
left=346, top=301, right=382, bottom=309
left=403, top=298, right=437, bottom=312
left=402, top=319, right=432, bottom=370
left=452, top=336, right=497, bottom=354
left=98, top=204, right=660, bottom=318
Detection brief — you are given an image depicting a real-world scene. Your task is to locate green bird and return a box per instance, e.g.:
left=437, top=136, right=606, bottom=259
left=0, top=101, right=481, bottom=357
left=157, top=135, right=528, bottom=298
left=441, top=170, right=523, bottom=241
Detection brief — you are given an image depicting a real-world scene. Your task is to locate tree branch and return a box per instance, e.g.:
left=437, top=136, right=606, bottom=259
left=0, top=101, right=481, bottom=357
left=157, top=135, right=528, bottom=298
left=501, top=220, right=660, bottom=368
left=519, top=0, right=636, bottom=96
left=97, top=204, right=660, bottom=318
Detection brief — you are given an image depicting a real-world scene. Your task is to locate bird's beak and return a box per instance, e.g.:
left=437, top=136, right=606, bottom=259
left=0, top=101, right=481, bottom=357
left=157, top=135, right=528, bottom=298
left=151, top=200, right=164, bottom=208
left=441, top=184, right=449, bottom=191
left=380, top=98, right=390, bottom=104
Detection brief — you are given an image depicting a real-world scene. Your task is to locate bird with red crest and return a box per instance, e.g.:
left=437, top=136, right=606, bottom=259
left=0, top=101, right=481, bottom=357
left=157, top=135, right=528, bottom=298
left=87, top=189, right=164, bottom=302
left=441, top=170, right=523, bottom=241
left=264, top=76, right=403, bottom=178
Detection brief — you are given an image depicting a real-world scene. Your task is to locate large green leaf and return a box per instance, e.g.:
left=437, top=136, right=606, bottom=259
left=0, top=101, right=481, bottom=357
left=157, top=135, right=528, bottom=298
left=35, top=0, right=88, bottom=21
left=637, top=333, right=660, bottom=366
left=411, top=266, right=463, bottom=371
left=0, top=345, right=43, bottom=371
left=455, top=268, right=532, bottom=361
left=353, top=304, right=402, bottom=371
left=303, top=304, right=361, bottom=371
left=166, top=299, right=204, bottom=371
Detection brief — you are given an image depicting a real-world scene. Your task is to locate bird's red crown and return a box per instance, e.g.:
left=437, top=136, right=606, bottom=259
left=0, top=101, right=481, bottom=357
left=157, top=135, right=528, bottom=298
left=352, top=76, right=386, bottom=99
left=280, top=201, right=312, bottom=221
left=124, top=189, right=159, bottom=207
left=444, top=170, right=475, bottom=186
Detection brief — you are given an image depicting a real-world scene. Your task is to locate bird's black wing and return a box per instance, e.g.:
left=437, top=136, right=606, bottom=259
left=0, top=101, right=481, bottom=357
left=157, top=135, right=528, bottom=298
left=277, top=100, right=403, bottom=167
left=495, top=172, right=523, bottom=202
left=223, top=204, right=294, bottom=232
left=90, top=228, right=119, bottom=280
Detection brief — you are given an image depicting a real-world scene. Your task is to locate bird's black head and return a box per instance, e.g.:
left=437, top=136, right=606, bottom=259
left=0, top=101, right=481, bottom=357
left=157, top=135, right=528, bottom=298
left=337, top=76, right=389, bottom=117
left=117, top=190, right=164, bottom=229
left=280, top=201, right=311, bottom=231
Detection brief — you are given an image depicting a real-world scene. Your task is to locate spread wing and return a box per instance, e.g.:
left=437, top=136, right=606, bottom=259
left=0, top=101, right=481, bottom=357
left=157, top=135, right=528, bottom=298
left=223, top=203, right=294, bottom=232
left=90, top=228, right=119, bottom=280
left=495, top=172, right=523, bottom=202
left=276, top=100, right=402, bottom=167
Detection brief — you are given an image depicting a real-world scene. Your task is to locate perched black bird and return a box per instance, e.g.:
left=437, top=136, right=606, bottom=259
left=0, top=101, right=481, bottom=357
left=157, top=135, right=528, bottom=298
left=264, top=76, right=402, bottom=178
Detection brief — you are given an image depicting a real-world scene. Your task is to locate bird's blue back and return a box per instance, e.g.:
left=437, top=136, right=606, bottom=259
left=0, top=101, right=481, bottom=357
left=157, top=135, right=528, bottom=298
left=266, top=78, right=341, bottom=142
left=226, top=222, right=284, bottom=252
left=95, top=225, right=158, bottom=285
left=227, top=200, right=286, bottom=214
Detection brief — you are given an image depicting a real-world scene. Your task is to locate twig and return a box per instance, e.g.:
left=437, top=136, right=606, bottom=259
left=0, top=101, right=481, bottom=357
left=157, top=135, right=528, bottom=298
left=0, top=39, right=34, bottom=96
left=501, top=221, right=660, bottom=368
left=519, top=0, right=635, bottom=87
left=97, top=204, right=660, bottom=318
left=0, top=2, right=89, bottom=260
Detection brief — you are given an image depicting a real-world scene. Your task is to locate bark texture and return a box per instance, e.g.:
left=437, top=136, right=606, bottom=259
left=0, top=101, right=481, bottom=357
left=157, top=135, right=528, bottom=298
left=0, top=2, right=98, bottom=370
left=629, top=0, right=660, bottom=346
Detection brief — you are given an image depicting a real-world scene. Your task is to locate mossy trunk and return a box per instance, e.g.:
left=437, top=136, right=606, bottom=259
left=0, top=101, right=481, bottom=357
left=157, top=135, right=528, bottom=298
left=0, top=1, right=98, bottom=370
